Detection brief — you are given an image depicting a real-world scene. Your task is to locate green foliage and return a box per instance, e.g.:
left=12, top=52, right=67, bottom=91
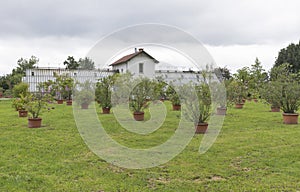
left=95, top=75, right=116, bottom=108
left=196, top=83, right=212, bottom=123
left=12, top=82, right=29, bottom=98
left=78, top=57, right=95, bottom=70
left=54, top=73, right=74, bottom=100
left=129, top=77, right=155, bottom=113
left=63, top=56, right=79, bottom=70
left=267, top=64, right=300, bottom=113
left=153, top=76, right=167, bottom=100
left=274, top=40, right=300, bottom=72
left=260, top=81, right=281, bottom=108
left=25, top=93, right=53, bottom=118
left=214, top=66, right=231, bottom=81
left=12, top=94, right=30, bottom=111
left=74, top=81, right=95, bottom=105
left=227, top=79, right=246, bottom=104
left=166, top=85, right=180, bottom=105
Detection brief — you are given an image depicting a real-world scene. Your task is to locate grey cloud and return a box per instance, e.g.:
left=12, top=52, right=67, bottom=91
left=0, top=0, right=299, bottom=45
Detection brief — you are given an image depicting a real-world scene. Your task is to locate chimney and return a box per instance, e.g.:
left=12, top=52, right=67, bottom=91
left=134, top=48, right=137, bottom=53
left=138, top=48, right=143, bottom=52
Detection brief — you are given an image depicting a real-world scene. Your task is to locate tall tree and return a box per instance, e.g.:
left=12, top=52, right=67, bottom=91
left=13, top=55, right=39, bottom=76
left=274, top=40, right=300, bottom=72
left=63, top=56, right=79, bottom=70
left=214, top=66, right=231, bottom=81
left=78, top=57, right=95, bottom=70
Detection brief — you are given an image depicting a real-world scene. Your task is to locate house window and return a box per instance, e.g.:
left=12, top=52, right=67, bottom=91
left=121, top=68, right=123, bottom=73
left=31, top=72, right=34, bottom=76
left=139, top=63, right=144, bottom=74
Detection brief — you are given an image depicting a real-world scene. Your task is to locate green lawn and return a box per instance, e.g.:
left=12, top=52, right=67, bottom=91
left=1, top=99, right=300, bottom=191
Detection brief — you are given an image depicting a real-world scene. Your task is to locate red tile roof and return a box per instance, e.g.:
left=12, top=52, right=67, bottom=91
left=110, top=49, right=158, bottom=66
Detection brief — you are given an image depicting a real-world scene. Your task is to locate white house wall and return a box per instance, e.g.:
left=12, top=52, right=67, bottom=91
left=23, top=68, right=114, bottom=92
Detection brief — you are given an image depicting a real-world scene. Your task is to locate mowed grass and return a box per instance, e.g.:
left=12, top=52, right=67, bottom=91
left=1, top=99, right=300, bottom=191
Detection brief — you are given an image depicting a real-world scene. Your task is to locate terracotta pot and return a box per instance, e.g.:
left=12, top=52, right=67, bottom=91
left=133, top=112, right=144, bottom=121
left=28, top=118, right=42, bottom=128
left=195, top=123, right=208, bottom=134
left=235, top=103, right=244, bottom=109
left=57, top=100, right=64, bottom=104
left=242, top=99, right=246, bottom=103
left=253, top=98, right=258, bottom=103
left=66, top=100, right=72, bottom=106
left=282, top=113, right=299, bottom=124
left=18, top=110, right=28, bottom=117
left=81, top=103, right=89, bottom=109
left=216, top=107, right=227, bottom=115
left=271, top=106, right=280, bottom=112
left=102, top=107, right=111, bottom=114
left=172, top=104, right=181, bottom=111
left=247, top=98, right=252, bottom=102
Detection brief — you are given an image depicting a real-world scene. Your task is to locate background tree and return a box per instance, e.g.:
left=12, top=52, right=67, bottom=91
left=214, top=66, right=231, bottom=81
left=63, top=56, right=79, bottom=70
left=274, top=40, right=300, bottom=72
left=248, top=58, right=268, bottom=98
left=78, top=57, right=95, bottom=70
left=13, top=56, right=39, bottom=76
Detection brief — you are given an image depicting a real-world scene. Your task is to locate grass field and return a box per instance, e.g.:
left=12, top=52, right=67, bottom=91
left=1, top=99, right=300, bottom=191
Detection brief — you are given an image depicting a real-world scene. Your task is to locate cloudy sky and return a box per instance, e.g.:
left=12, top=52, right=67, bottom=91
left=0, top=0, right=299, bottom=75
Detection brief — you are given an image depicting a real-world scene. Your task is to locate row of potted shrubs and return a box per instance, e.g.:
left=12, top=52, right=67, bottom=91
left=11, top=63, right=300, bottom=132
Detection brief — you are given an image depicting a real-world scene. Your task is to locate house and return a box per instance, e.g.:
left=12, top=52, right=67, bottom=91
left=23, top=48, right=205, bottom=92
left=110, top=48, right=159, bottom=78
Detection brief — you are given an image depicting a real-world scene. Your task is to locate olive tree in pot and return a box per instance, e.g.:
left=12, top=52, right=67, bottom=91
left=95, top=75, right=116, bottom=114
left=129, top=77, right=155, bottom=121
left=74, top=81, right=95, bottom=109
left=210, top=81, right=227, bottom=115
left=194, top=83, right=212, bottom=134
left=12, top=94, right=30, bottom=117
left=270, top=64, right=300, bottom=124
left=25, top=93, right=53, bottom=128
left=227, top=79, right=246, bottom=109
left=260, top=81, right=281, bottom=112
left=166, top=84, right=181, bottom=111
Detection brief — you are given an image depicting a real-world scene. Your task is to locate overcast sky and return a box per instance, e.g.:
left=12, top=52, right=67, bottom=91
left=0, top=0, right=300, bottom=75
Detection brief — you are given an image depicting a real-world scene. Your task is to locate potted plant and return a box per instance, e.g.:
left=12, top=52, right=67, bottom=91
left=12, top=94, right=30, bottom=117
left=194, top=83, right=212, bottom=134
left=129, top=77, right=154, bottom=121
left=25, top=92, right=52, bottom=128
left=210, top=81, right=227, bottom=115
left=95, top=75, right=116, bottom=114
left=270, top=63, right=300, bottom=124
left=166, top=85, right=181, bottom=111
left=260, top=81, right=281, bottom=112
left=74, top=81, right=95, bottom=109
left=227, top=80, right=246, bottom=109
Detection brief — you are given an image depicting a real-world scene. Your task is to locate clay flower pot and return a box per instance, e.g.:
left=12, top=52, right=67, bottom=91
left=81, top=103, right=89, bottom=109
left=271, top=106, right=280, bottom=112
left=195, top=123, right=208, bottom=134
left=66, top=100, right=72, bottom=106
left=102, top=107, right=111, bottom=114
left=282, top=113, right=299, bottom=124
left=28, top=118, right=42, bottom=128
left=235, top=103, right=244, bottom=109
left=133, top=112, right=144, bottom=121
left=216, top=107, right=227, bottom=115
left=57, top=99, right=64, bottom=104
left=18, top=110, right=28, bottom=117
left=172, top=104, right=181, bottom=111
left=253, top=98, right=258, bottom=103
